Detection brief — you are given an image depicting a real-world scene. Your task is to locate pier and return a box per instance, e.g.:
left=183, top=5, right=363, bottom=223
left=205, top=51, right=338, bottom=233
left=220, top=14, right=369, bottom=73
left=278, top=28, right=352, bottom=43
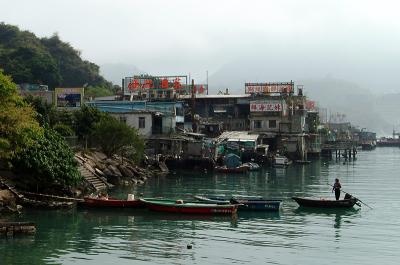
left=321, top=140, right=358, bottom=160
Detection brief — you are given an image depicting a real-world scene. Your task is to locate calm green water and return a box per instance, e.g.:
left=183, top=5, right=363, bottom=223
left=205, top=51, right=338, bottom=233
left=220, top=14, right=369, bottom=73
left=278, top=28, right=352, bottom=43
left=2, top=147, right=400, bottom=265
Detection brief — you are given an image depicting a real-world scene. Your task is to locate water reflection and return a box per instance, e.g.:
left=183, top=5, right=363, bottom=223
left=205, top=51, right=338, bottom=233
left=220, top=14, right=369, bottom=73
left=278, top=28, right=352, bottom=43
left=294, top=207, right=361, bottom=239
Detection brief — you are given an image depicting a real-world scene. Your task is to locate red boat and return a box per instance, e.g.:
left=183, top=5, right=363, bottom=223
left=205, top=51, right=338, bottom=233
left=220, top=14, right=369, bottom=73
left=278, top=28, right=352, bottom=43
left=140, top=198, right=238, bottom=214
left=80, top=196, right=144, bottom=208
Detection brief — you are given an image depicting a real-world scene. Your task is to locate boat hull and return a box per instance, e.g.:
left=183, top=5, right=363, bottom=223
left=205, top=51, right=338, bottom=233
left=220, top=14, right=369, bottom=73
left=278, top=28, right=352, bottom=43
left=215, top=165, right=249, bottom=173
left=140, top=199, right=237, bottom=214
left=80, top=197, right=144, bottom=208
left=194, top=195, right=282, bottom=211
left=292, top=197, right=358, bottom=208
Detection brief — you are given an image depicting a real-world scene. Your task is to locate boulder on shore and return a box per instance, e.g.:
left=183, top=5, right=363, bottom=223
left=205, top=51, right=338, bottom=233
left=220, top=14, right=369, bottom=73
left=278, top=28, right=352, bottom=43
left=0, top=189, right=21, bottom=213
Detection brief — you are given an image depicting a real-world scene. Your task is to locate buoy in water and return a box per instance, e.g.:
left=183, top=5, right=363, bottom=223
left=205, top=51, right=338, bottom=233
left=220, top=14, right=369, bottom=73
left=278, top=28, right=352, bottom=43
left=187, top=244, right=192, bottom=249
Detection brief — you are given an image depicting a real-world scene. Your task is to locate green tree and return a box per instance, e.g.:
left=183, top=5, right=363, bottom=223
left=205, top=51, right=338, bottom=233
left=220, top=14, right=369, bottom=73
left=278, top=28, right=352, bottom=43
left=24, top=94, right=55, bottom=126
left=74, top=105, right=104, bottom=147
left=12, top=127, right=82, bottom=190
left=84, top=85, right=114, bottom=100
left=53, top=123, right=74, bottom=137
left=92, top=115, right=144, bottom=161
left=0, top=69, right=43, bottom=159
left=0, top=23, right=112, bottom=89
left=1, top=69, right=81, bottom=191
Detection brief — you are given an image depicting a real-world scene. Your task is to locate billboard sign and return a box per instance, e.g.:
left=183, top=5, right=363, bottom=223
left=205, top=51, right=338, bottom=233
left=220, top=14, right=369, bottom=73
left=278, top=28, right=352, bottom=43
left=55, top=88, right=84, bottom=108
left=123, top=75, right=208, bottom=97
left=245, top=82, right=294, bottom=94
left=125, top=75, right=188, bottom=92
left=250, top=100, right=285, bottom=113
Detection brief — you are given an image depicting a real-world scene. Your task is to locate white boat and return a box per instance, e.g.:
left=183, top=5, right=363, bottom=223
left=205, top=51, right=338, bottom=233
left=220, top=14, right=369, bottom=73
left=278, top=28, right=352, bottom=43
left=242, top=162, right=260, bottom=171
left=273, top=155, right=291, bottom=167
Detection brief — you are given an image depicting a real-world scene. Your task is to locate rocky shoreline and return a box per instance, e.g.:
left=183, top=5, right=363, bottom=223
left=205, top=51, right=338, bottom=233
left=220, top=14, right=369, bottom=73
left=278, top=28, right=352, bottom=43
left=0, top=150, right=168, bottom=214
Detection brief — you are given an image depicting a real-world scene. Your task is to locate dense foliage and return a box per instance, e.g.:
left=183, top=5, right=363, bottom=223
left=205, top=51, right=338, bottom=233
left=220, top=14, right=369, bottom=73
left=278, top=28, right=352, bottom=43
left=0, top=69, right=42, bottom=159
left=74, top=105, right=104, bottom=146
left=92, top=115, right=144, bottom=162
left=0, top=23, right=112, bottom=89
left=12, top=127, right=82, bottom=189
left=0, top=69, right=81, bottom=190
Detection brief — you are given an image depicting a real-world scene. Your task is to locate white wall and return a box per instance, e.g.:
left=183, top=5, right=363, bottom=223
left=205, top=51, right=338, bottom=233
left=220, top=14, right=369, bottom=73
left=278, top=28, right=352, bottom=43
left=111, top=113, right=152, bottom=138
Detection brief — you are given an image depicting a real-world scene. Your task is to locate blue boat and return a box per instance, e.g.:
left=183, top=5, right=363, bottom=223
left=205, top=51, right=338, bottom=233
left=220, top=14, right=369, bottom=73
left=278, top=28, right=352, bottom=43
left=193, top=195, right=282, bottom=211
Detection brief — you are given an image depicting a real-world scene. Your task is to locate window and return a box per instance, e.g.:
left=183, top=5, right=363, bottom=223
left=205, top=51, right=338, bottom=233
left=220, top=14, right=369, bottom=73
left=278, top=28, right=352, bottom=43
left=254, top=120, right=262, bottom=129
left=269, top=120, right=277, bottom=128
left=139, top=117, right=146, bottom=128
left=119, top=116, right=127, bottom=124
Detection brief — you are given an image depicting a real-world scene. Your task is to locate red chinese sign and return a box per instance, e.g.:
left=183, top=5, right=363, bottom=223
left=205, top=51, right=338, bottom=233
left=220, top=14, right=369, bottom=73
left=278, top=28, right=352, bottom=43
left=126, top=76, right=187, bottom=92
left=250, top=100, right=284, bottom=112
left=193, top=84, right=207, bottom=94
left=245, top=82, right=294, bottom=94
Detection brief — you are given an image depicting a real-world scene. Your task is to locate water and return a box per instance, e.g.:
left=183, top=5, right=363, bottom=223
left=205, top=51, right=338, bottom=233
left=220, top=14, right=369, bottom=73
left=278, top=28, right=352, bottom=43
left=2, top=147, right=400, bottom=265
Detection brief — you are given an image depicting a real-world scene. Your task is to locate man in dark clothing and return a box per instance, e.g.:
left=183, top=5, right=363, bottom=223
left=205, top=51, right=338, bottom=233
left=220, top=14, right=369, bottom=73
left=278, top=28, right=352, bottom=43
left=332, top=178, right=342, bottom=200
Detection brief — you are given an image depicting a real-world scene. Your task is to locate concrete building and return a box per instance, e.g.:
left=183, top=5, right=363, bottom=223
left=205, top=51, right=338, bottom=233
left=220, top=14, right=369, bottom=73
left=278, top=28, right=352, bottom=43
left=110, top=111, right=153, bottom=138
left=86, top=100, right=184, bottom=137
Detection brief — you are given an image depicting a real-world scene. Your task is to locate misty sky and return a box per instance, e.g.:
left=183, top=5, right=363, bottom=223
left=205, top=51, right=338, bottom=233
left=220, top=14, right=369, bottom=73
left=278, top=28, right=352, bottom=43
left=1, top=0, right=400, bottom=92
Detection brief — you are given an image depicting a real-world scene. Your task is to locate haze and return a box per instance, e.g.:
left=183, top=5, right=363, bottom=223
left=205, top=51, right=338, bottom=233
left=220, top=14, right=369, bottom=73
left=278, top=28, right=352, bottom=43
left=2, top=0, right=400, bottom=133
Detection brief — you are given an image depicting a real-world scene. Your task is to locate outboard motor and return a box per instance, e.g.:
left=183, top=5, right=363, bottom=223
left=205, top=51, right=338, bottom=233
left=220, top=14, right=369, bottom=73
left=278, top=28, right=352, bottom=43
left=229, top=198, right=240, bottom=204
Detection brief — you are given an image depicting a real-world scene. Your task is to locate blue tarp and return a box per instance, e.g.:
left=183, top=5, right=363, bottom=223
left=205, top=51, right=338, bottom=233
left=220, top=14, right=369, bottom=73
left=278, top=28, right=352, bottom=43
left=224, top=153, right=241, bottom=168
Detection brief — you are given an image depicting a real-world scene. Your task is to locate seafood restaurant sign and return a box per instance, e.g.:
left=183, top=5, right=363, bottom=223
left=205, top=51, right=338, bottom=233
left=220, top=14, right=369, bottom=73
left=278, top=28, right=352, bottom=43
left=245, top=82, right=294, bottom=94
left=250, top=100, right=286, bottom=113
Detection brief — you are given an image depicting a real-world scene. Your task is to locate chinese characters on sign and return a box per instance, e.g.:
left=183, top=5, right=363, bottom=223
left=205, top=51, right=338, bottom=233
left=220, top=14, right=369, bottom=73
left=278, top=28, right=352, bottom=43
left=245, top=82, right=294, bottom=94
left=126, top=76, right=187, bottom=92
left=250, top=100, right=284, bottom=112
left=124, top=75, right=207, bottom=97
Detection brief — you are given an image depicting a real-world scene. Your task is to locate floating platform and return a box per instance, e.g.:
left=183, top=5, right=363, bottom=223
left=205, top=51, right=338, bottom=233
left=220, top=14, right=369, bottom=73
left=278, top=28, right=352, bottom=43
left=0, top=222, right=36, bottom=236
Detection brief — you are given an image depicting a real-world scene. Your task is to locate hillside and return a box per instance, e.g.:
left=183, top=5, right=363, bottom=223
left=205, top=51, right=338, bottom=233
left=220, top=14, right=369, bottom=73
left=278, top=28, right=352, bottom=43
left=0, top=22, right=111, bottom=89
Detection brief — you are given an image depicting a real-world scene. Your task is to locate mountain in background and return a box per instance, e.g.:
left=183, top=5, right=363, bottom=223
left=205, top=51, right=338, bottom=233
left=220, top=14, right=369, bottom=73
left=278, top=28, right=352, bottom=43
left=0, top=22, right=111, bottom=89
left=300, top=78, right=393, bottom=136
left=207, top=63, right=397, bottom=135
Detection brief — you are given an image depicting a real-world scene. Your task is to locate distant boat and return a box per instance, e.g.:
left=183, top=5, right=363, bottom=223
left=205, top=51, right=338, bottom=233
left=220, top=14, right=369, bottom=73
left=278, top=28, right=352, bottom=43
left=139, top=198, right=238, bottom=214
left=292, top=196, right=359, bottom=208
left=361, top=141, right=376, bottom=150
left=194, top=195, right=282, bottom=211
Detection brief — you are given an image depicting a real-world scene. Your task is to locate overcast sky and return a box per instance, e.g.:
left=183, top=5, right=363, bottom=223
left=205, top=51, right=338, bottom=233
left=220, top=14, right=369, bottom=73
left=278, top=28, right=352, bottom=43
left=1, top=0, right=400, bottom=92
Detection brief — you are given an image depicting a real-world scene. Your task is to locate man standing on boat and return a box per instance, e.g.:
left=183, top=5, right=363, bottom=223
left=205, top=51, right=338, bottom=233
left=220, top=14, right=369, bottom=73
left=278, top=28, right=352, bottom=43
left=332, top=178, right=342, bottom=200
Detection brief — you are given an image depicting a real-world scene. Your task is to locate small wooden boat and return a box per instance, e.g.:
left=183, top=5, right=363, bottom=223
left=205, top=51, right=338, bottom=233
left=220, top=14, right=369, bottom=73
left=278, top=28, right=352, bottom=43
left=194, top=195, right=282, bottom=211
left=215, top=165, right=249, bottom=173
left=19, top=191, right=77, bottom=209
left=79, top=196, right=144, bottom=208
left=139, top=198, right=238, bottom=214
left=292, top=196, right=359, bottom=208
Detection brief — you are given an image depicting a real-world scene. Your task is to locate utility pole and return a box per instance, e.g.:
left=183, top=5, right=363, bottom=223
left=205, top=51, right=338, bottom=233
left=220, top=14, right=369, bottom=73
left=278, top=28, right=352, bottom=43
left=191, top=79, right=197, bottom=132
left=206, top=70, right=209, bottom=95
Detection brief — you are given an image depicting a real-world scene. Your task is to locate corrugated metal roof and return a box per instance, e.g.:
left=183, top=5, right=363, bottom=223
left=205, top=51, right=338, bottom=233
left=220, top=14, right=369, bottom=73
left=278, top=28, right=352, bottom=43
left=217, top=131, right=259, bottom=141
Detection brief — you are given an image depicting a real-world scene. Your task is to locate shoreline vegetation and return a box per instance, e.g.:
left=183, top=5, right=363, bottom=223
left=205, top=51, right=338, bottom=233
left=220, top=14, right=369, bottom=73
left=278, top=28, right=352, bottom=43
left=0, top=23, right=156, bottom=214
left=0, top=67, right=156, bottom=214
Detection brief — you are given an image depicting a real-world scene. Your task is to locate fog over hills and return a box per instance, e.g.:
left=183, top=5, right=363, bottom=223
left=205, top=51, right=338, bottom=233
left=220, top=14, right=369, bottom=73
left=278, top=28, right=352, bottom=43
left=100, top=63, right=398, bottom=136
left=100, top=63, right=144, bottom=86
